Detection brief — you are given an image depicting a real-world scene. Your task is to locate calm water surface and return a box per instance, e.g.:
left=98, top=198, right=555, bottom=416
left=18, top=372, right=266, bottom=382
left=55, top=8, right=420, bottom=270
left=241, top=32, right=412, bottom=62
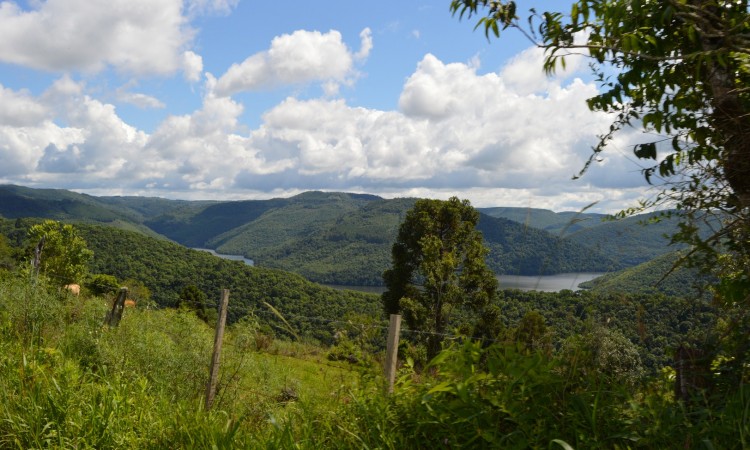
left=327, top=272, right=605, bottom=295
left=193, top=248, right=254, bottom=266
left=496, top=272, right=604, bottom=292
left=195, top=247, right=602, bottom=294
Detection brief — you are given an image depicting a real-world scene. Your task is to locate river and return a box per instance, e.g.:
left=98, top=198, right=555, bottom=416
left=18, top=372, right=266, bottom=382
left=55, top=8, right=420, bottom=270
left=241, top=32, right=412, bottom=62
left=193, top=248, right=255, bottom=266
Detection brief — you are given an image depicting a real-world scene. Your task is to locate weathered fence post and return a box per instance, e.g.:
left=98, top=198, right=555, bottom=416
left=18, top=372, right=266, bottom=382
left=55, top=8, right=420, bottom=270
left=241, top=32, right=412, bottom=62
left=205, top=289, right=230, bottom=410
left=105, top=287, right=128, bottom=327
left=32, top=235, right=45, bottom=282
left=384, top=314, right=401, bottom=394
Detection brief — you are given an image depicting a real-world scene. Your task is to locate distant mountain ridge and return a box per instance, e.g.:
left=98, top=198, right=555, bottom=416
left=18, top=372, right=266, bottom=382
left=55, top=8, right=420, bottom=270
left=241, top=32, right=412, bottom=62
left=2, top=184, right=676, bottom=285
left=478, top=206, right=607, bottom=235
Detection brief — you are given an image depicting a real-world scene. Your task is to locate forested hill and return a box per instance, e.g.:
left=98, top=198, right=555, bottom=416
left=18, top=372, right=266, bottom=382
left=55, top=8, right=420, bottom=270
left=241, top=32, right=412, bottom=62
left=478, top=206, right=606, bottom=235
left=1, top=184, right=619, bottom=285
left=579, top=250, right=714, bottom=298
left=188, top=197, right=618, bottom=285
left=480, top=205, right=720, bottom=268
left=0, top=217, right=378, bottom=342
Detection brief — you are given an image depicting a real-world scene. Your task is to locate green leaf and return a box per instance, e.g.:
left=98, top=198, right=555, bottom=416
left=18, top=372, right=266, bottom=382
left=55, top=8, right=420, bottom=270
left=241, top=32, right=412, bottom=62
left=634, top=142, right=657, bottom=160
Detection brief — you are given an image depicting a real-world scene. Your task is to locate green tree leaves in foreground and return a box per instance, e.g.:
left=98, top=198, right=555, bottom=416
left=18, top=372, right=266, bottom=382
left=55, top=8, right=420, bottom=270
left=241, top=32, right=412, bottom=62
left=27, top=220, right=93, bottom=285
left=450, top=0, right=750, bottom=306
left=382, top=197, right=497, bottom=359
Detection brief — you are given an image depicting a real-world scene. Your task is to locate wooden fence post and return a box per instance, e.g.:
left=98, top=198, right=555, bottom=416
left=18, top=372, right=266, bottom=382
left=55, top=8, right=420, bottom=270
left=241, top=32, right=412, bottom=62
left=384, top=314, right=401, bottom=394
left=205, top=289, right=230, bottom=410
left=105, top=287, right=128, bottom=327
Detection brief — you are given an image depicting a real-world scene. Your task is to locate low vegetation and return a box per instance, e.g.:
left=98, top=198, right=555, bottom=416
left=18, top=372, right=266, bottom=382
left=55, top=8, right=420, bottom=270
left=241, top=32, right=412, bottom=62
left=0, top=271, right=746, bottom=448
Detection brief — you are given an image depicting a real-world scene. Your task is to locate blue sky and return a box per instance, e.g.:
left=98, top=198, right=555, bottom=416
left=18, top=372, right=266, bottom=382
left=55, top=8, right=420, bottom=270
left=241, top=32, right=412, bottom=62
left=0, top=0, right=651, bottom=211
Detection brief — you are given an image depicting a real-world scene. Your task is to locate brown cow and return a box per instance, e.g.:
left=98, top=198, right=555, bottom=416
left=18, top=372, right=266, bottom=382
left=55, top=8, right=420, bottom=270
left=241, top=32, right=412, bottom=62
left=64, top=284, right=80, bottom=296
left=124, top=299, right=136, bottom=308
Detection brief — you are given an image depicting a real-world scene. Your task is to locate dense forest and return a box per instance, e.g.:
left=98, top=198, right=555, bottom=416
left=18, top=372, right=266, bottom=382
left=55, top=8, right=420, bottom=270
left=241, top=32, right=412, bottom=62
left=0, top=218, right=379, bottom=343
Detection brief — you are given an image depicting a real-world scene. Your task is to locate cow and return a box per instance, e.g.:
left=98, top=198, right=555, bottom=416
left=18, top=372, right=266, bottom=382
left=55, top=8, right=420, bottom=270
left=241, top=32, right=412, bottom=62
left=124, top=299, right=137, bottom=308
left=64, top=284, right=80, bottom=296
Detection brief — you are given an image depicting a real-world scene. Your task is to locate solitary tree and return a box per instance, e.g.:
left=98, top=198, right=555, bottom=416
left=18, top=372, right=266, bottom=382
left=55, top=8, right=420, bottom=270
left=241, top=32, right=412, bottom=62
left=382, top=197, right=498, bottom=359
left=450, top=0, right=750, bottom=305
left=27, top=220, right=93, bottom=285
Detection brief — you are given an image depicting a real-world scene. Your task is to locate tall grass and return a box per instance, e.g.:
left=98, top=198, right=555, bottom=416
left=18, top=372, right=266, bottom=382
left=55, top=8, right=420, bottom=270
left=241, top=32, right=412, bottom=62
left=1, top=272, right=748, bottom=448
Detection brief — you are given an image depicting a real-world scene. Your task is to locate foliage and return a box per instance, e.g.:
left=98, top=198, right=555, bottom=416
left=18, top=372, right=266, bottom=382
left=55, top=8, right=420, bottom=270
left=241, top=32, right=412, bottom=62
left=178, top=284, right=217, bottom=324
left=0, top=264, right=746, bottom=448
left=86, top=273, right=120, bottom=297
left=382, top=197, right=498, bottom=359
left=513, top=310, right=551, bottom=353
left=561, top=325, right=644, bottom=386
left=27, top=220, right=93, bottom=285
left=496, top=288, right=717, bottom=372
left=73, top=223, right=382, bottom=343
left=0, top=234, right=15, bottom=272
left=269, top=340, right=750, bottom=449
left=450, top=0, right=750, bottom=305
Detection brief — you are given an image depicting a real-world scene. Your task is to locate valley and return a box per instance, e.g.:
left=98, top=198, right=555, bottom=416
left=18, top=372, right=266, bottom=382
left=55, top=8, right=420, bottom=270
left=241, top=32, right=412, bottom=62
left=0, top=184, right=738, bottom=448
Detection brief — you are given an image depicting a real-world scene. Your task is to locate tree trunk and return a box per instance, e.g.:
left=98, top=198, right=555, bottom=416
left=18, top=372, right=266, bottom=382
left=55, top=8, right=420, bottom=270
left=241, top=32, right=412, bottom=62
left=698, top=0, right=750, bottom=209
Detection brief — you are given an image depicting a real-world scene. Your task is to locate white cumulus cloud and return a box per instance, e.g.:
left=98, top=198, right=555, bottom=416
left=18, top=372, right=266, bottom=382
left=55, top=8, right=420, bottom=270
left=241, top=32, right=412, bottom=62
left=0, top=46, right=650, bottom=211
left=215, top=28, right=371, bottom=96
left=182, top=51, right=204, bottom=82
left=0, top=0, right=191, bottom=75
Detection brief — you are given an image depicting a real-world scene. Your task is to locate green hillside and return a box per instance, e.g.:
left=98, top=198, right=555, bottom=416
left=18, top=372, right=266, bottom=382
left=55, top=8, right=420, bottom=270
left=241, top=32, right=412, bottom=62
left=206, top=197, right=619, bottom=285
left=477, top=214, right=619, bottom=275
left=0, top=185, right=625, bottom=284
left=208, top=192, right=378, bottom=255
left=0, top=185, right=168, bottom=239
left=226, top=198, right=416, bottom=285
left=97, top=195, right=216, bottom=222
left=478, top=206, right=606, bottom=235
left=0, top=184, right=138, bottom=223
left=0, top=218, right=378, bottom=342
left=579, top=251, right=713, bottom=298
left=564, top=213, right=687, bottom=266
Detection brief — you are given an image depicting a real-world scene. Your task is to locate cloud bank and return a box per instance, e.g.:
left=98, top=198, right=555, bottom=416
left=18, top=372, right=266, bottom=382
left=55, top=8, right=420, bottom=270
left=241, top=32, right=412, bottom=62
left=0, top=11, right=649, bottom=211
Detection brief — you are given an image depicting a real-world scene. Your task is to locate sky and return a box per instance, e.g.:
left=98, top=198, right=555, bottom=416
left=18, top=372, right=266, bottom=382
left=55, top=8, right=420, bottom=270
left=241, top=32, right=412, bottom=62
left=0, top=0, right=655, bottom=212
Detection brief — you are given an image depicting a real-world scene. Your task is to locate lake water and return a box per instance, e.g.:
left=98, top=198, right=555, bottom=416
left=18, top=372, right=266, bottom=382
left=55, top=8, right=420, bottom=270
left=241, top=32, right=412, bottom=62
left=496, top=272, right=604, bottom=292
left=194, top=248, right=603, bottom=294
left=327, top=272, right=605, bottom=295
left=193, top=248, right=255, bottom=266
